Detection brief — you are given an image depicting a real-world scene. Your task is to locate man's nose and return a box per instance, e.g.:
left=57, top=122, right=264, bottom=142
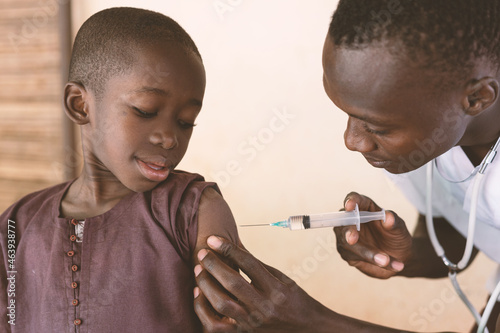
left=343, top=117, right=377, bottom=153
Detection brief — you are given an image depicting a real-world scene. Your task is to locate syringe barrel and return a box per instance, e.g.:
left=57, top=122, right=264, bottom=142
left=286, top=207, right=384, bottom=230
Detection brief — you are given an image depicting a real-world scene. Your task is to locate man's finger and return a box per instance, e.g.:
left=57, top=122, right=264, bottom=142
left=348, top=260, right=400, bottom=279
left=344, top=192, right=382, bottom=212
left=195, top=260, right=256, bottom=322
left=194, top=290, right=238, bottom=333
left=204, top=236, right=279, bottom=292
left=334, top=225, right=359, bottom=245
left=260, top=262, right=295, bottom=286
left=382, top=210, right=405, bottom=233
left=336, top=239, right=403, bottom=272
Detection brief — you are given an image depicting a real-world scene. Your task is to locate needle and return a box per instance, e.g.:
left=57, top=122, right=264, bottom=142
left=239, top=224, right=271, bottom=227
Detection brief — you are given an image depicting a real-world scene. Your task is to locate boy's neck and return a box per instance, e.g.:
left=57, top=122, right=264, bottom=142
left=60, top=171, right=133, bottom=220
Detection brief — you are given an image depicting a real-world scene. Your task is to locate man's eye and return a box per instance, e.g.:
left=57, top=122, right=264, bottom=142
left=178, top=120, right=197, bottom=129
left=363, top=123, right=387, bottom=135
left=134, top=107, right=157, bottom=118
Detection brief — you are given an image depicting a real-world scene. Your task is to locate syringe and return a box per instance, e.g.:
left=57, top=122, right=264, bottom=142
left=241, top=204, right=385, bottom=231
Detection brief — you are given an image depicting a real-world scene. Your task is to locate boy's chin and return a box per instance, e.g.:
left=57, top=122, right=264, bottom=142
left=123, top=179, right=166, bottom=194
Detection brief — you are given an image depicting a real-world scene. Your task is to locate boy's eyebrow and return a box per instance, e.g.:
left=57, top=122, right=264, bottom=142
left=133, top=86, right=170, bottom=96
left=132, top=86, right=203, bottom=106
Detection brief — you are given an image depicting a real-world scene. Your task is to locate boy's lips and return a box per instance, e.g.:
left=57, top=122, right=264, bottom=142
left=136, top=158, right=171, bottom=182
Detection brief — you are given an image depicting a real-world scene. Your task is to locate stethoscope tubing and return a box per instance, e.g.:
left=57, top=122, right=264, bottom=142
left=425, top=136, right=500, bottom=332
left=426, top=162, right=489, bottom=332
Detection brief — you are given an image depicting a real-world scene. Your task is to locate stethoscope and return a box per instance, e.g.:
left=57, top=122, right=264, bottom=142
left=426, top=136, right=500, bottom=333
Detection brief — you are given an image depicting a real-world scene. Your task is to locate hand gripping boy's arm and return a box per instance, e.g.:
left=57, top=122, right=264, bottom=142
left=193, top=236, right=440, bottom=333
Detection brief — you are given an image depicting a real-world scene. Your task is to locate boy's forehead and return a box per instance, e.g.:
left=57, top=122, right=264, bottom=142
left=145, top=41, right=201, bottom=70
left=134, top=42, right=204, bottom=81
left=104, top=42, right=205, bottom=96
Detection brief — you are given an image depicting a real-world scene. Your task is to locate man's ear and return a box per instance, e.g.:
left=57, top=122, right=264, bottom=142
left=461, top=77, right=499, bottom=116
left=64, top=82, right=91, bottom=125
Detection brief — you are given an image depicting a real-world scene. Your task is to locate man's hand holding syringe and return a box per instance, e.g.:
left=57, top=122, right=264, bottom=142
left=242, top=193, right=412, bottom=279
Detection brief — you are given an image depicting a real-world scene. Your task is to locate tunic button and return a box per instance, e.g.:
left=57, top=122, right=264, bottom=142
left=72, top=299, right=79, bottom=306
left=71, top=282, right=78, bottom=289
left=70, top=219, right=79, bottom=226
left=67, top=250, right=75, bottom=257
left=70, top=235, right=77, bottom=242
left=71, top=265, right=78, bottom=272
left=74, top=319, right=82, bottom=326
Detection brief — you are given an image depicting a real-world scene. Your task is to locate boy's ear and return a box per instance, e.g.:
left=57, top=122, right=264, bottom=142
left=64, top=82, right=90, bottom=125
left=462, top=77, right=499, bottom=116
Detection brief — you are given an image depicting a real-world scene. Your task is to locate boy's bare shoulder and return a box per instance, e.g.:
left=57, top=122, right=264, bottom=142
left=196, top=187, right=240, bottom=253
left=198, top=187, right=232, bottom=220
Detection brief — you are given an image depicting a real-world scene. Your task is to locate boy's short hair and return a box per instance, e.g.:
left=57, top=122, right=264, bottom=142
left=328, top=0, right=500, bottom=81
left=68, top=7, right=201, bottom=98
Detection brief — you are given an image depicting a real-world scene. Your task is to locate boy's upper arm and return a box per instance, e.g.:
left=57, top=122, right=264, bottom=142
left=193, top=187, right=240, bottom=266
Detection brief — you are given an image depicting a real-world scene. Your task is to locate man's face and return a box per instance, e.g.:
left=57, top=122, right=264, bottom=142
left=322, top=36, right=470, bottom=174
left=83, top=42, right=206, bottom=192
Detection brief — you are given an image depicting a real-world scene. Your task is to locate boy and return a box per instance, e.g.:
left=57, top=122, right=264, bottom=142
left=0, top=7, right=238, bottom=332
left=192, top=0, right=500, bottom=332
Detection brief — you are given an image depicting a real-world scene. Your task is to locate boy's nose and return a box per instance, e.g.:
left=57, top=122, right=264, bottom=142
left=344, top=117, right=377, bottom=153
left=149, top=129, right=178, bottom=150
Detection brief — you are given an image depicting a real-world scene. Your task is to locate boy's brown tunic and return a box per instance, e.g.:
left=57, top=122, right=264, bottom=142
left=0, top=171, right=218, bottom=332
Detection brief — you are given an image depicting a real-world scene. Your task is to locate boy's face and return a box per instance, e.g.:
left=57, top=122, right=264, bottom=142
left=83, top=42, right=205, bottom=192
left=322, top=36, right=470, bottom=174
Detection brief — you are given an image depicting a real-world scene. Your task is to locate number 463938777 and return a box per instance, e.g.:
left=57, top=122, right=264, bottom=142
left=7, top=220, right=16, bottom=270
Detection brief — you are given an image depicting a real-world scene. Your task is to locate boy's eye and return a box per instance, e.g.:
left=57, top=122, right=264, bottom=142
left=363, top=123, right=387, bottom=135
left=133, top=107, right=157, bottom=118
left=178, top=119, right=197, bottom=129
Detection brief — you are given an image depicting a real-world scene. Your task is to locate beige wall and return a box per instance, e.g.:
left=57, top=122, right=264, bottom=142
left=73, top=1, right=496, bottom=331
left=0, top=2, right=64, bottom=212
